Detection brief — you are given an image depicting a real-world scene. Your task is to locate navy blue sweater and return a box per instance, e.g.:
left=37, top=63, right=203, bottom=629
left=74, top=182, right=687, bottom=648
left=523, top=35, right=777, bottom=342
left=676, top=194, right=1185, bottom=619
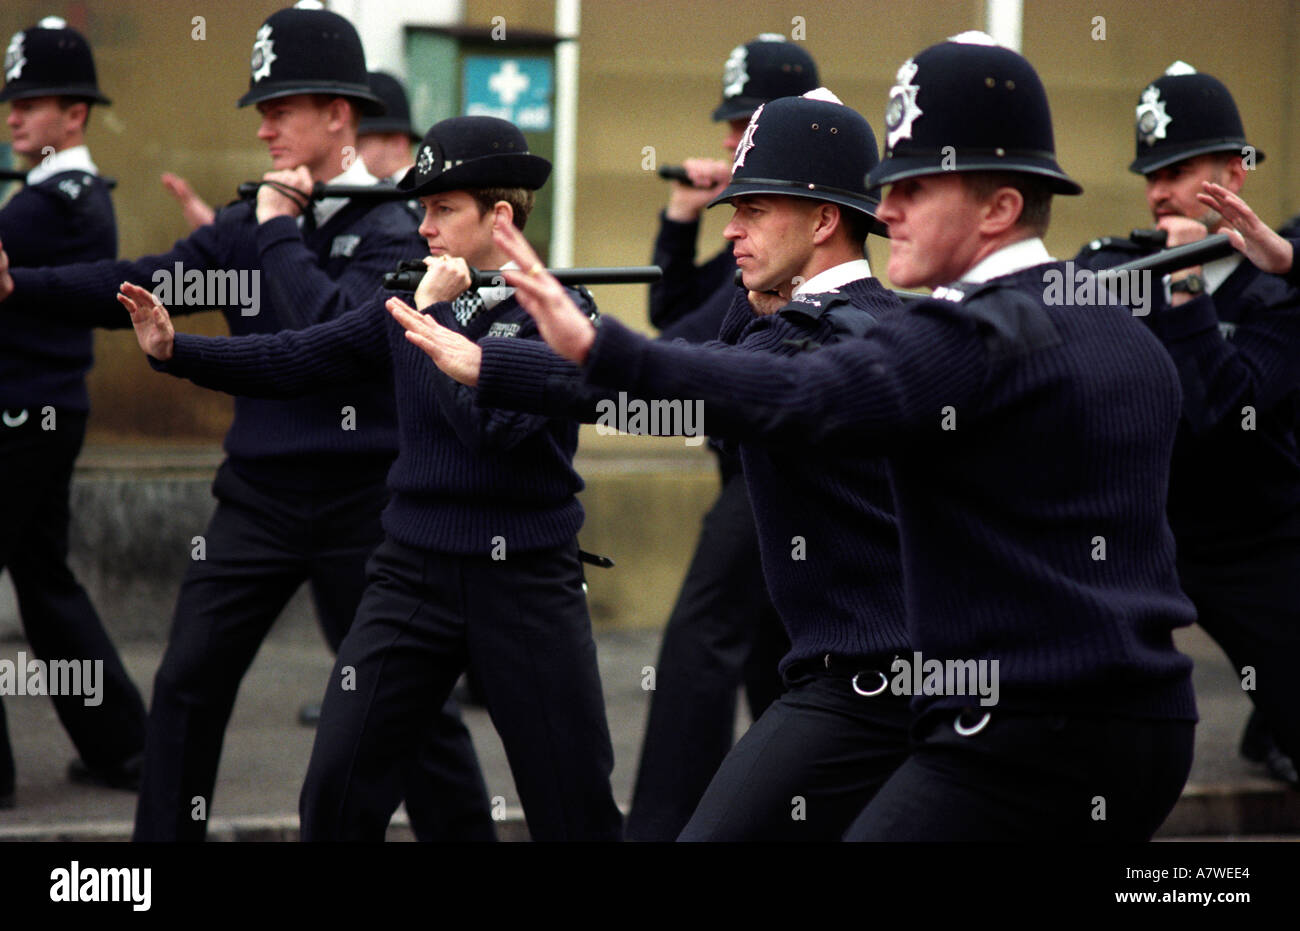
left=154, top=289, right=589, bottom=555
left=0, top=170, right=116, bottom=411
left=5, top=198, right=415, bottom=484
left=1079, top=242, right=1300, bottom=547
left=575, top=263, right=1198, bottom=720
left=479, top=277, right=909, bottom=670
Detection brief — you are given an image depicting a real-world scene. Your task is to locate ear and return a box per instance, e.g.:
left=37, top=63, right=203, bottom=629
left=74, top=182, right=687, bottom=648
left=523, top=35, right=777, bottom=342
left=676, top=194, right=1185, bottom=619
left=492, top=199, right=515, bottom=228
left=810, top=203, right=841, bottom=247
left=1219, top=155, right=1247, bottom=194
left=62, top=101, right=89, bottom=134
left=325, top=97, right=353, bottom=133
left=978, top=186, right=1024, bottom=237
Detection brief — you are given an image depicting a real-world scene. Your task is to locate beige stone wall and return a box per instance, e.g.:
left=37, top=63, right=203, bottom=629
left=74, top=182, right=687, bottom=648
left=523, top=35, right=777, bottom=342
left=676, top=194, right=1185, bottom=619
left=2, top=1, right=1294, bottom=442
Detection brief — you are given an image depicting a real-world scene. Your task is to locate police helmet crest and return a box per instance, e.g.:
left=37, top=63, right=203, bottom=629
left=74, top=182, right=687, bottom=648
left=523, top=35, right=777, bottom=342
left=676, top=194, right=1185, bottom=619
left=708, top=88, right=887, bottom=237
left=0, top=17, right=111, bottom=105
left=868, top=31, right=1081, bottom=195
left=1128, top=62, right=1261, bottom=175
left=711, top=34, right=820, bottom=123
left=236, top=4, right=383, bottom=116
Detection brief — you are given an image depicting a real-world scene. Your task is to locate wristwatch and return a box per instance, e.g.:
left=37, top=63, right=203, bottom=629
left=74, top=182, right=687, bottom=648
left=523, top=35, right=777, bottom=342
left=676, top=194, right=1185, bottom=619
left=1169, top=273, right=1206, bottom=295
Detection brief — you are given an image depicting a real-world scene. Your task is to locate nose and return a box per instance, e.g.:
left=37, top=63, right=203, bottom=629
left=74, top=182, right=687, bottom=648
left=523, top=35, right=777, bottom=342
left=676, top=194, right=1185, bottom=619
left=876, top=191, right=901, bottom=225
left=6, top=110, right=19, bottom=129
left=723, top=213, right=743, bottom=241
left=257, top=117, right=275, bottom=140
left=1145, top=178, right=1168, bottom=211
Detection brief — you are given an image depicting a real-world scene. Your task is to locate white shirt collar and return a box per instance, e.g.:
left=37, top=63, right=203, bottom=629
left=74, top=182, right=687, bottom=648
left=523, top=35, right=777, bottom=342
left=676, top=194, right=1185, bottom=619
left=792, top=258, right=873, bottom=297
left=26, top=145, right=98, bottom=186
left=300, top=158, right=378, bottom=230
left=1202, top=253, right=1242, bottom=294
left=479, top=260, right=517, bottom=312
left=960, top=237, right=1055, bottom=284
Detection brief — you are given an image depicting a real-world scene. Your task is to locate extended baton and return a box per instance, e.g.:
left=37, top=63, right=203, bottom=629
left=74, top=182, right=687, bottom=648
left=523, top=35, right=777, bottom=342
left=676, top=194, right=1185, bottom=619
left=384, top=261, right=663, bottom=291
left=237, top=180, right=409, bottom=202
left=1100, top=233, right=1235, bottom=279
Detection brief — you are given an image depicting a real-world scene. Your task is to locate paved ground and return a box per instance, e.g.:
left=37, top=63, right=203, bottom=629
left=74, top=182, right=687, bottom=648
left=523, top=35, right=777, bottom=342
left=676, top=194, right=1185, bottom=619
left=0, top=618, right=1296, bottom=841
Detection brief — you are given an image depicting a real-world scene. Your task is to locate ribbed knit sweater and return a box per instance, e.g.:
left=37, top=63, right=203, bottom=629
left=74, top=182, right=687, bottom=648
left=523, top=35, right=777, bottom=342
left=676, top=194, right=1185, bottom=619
left=578, top=263, right=1198, bottom=720
left=1080, top=241, right=1300, bottom=547
left=156, top=290, right=589, bottom=555
left=479, top=277, right=909, bottom=670
left=0, top=169, right=116, bottom=411
left=4, top=198, right=414, bottom=480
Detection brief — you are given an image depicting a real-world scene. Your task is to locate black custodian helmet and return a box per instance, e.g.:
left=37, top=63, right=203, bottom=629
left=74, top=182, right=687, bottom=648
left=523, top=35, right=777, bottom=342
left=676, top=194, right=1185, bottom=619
left=358, top=71, right=420, bottom=141
left=1129, top=61, right=1261, bottom=175
left=712, top=34, right=819, bottom=122
left=1, top=16, right=110, bottom=105
left=236, top=2, right=383, bottom=115
left=708, top=88, right=887, bottom=236
left=397, top=116, right=551, bottom=197
left=868, top=31, right=1081, bottom=196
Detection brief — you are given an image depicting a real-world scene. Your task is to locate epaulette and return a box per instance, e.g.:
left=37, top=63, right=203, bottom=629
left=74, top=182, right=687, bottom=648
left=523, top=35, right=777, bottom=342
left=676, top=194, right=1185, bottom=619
left=780, top=292, right=878, bottom=351
left=37, top=171, right=105, bottom=203
left=924, top=276, right=1062, bottom=360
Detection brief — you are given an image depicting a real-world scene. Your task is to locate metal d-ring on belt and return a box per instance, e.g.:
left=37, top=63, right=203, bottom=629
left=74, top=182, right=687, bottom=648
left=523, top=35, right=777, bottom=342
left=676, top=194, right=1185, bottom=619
left=953, top=709, right=992, bottom=737
left=817, top=653, right=894, bottom=697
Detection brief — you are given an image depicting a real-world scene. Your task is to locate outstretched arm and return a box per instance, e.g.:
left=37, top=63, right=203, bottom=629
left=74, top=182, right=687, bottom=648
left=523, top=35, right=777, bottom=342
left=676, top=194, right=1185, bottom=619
left=494, top=218, right=989, bottom=449
left=121, top=281, right=390, bottom=399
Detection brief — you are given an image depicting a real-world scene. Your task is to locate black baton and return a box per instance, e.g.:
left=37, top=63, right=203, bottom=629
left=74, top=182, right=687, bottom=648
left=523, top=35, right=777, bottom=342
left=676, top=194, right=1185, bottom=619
left=1101, top=233, right=1235, bottom=278
left=237, top=180, right=409, bottom=202
left=384, top=262, right=662, bottom=291
left=657, top=164, right=715, bottom=188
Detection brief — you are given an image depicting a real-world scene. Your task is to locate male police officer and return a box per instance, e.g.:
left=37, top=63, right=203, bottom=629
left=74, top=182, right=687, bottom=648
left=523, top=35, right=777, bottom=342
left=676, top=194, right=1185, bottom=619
left=0, top=16, right=147, bottom=808
left=1077, top=64, right=1300, bottom=787
left=628, top=33, right=818, bottom=842
left=492, top=33, right=1198, bottom=841
left=0, top=5, right=490, bottom=841
left=120, top=115, right=624, bottom=842
left=397, top=91, right=917, bottom=841
left=162, top=70, right=423, bottom=231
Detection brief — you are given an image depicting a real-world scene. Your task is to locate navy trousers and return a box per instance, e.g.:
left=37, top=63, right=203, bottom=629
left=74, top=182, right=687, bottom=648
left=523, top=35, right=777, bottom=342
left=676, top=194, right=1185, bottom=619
left=0, top=411, right=147, bottom=796
left=133, top=461, right=492, bottom=841
left=844, top=708, right=1194, bottom=841
left=1176, top=510, right=1300, bottom=771
left=678, top=655, right=912, bottom=842
left=300, top=536, right=623, bottom=842
left=627, top=469, right=789, bottom=841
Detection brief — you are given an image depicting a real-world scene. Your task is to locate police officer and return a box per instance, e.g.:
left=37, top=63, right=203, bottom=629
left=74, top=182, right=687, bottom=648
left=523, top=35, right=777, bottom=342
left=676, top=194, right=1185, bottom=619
left=120, top=114, right=625, bottom=842
left=355, top=71, right=422, bottom=183
left=0, top=16, right=147, bottom=809
left=1078, top=63, right=1300, bottom=787
left=0, top=4, right=491, bottom=841
left=494, top=32, right=1198, bottom=841
left=628, top=33, right=818, bottom=842
left=163, top=70, right=422, bottom=233
left=399, top=91, right=917, bottom=841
